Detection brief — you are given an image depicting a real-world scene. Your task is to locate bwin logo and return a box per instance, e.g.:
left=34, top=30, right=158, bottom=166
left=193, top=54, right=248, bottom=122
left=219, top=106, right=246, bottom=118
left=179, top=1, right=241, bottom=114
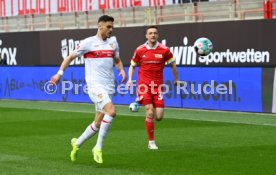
left=0, top=40, right=17, bottom=65
left=61, top=39, right=84, bottom=65
left=162, top=37, right=197, bottom=65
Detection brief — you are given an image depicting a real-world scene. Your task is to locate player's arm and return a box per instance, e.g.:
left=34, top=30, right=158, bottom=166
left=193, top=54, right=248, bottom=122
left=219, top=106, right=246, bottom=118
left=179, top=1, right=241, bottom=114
left=127, top=56, right=140, bottom=89
left=127, top=64, right=136, bottom=88
left=50, top=53, right=78, bottom=84
left=112, top=37, right=126, bottom=83
left=114, top=58, right=126, bottom=83
left=169, top=61, right=179, bottom=86
left=165, top=49, right=179, bottom=86
left=127, top=48, right=140, bottom=89
left=51, top=38, right=89, bottom=85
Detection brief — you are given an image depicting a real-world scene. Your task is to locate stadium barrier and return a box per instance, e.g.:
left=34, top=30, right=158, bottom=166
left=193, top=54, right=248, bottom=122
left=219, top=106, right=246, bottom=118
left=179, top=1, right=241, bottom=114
left=0, top=66, right=274, bottom=113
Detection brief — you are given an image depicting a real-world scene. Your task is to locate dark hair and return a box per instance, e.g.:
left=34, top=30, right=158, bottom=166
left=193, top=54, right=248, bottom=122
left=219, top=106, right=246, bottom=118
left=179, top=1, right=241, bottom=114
left=146, top=25, right=158, bottom=33
left=98, top=15, right=114, bottom=23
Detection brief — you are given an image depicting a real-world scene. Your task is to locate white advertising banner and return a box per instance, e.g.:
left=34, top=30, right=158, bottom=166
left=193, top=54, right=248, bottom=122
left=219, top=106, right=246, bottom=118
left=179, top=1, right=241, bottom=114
left=0, top=0, right=176, bottom=17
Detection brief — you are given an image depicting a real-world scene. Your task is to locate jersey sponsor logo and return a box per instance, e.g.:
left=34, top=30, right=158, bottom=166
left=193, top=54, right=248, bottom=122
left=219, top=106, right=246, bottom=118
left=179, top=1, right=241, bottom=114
left=0, top=39, right=17, bottom=65
left=84, top=50, right=114, bottom=59
left=154, top=54, right=163, bottom=58
left=95, top=51, right=101, bottom=57
left=143, top=60, right=162, bottom=64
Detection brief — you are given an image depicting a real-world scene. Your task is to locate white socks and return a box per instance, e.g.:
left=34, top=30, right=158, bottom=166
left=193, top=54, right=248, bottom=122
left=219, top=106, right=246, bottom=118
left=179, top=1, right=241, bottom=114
left=95, top=114, right=114, bottom=150
left=75, top=114, right=114, bottom=150
left=76, top=122, right=99, bottom=147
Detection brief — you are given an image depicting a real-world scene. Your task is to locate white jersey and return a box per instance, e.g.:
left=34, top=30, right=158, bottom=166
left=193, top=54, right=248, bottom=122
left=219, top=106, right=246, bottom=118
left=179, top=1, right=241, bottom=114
left=73, top=35, right=120, bottom=94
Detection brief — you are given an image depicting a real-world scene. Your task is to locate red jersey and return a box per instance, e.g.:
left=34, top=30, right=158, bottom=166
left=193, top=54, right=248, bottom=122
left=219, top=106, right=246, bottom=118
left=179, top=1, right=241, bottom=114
left=131, top=42, right=174, bottom=85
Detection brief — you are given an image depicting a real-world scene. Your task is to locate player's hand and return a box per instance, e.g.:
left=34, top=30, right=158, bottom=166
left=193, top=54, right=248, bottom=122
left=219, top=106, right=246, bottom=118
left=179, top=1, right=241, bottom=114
left=50, top=74, right=62, bottom=85
left=119, top=70, right=126, bottom=83
left=173, top=79, right=179, bottom=86
left=126, top=80, right=132, bottom=90
left=174, top=80, right=185, bottom=87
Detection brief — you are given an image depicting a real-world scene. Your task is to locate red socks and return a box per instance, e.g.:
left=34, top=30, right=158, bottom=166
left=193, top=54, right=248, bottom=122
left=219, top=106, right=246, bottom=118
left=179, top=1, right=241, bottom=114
left=145, top=117, right=154, bottom=141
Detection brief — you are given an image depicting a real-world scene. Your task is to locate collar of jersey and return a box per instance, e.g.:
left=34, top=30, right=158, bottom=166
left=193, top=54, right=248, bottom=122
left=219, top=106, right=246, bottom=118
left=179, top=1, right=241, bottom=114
left=95, top=35, right=108, bottom=43
left=145, top=41, right=159, bottom=50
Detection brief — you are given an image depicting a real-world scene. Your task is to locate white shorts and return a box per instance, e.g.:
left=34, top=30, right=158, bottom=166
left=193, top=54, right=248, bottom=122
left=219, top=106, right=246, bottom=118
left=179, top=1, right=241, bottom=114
left=88, top=89, right=112, bottom=113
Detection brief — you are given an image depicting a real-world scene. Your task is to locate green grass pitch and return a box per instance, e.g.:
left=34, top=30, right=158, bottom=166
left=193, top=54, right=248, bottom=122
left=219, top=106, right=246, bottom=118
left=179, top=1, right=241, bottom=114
left=0, top=100, right=276, bottom=175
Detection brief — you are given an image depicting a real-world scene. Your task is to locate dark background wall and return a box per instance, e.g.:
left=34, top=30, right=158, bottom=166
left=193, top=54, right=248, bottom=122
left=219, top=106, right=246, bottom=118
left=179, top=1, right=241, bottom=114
left=1, top=19, right=275, bottom=67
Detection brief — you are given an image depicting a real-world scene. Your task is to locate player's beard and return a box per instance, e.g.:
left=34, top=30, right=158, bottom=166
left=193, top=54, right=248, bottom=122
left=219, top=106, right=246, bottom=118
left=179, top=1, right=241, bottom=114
left=106, top=32, right=112, bottom=38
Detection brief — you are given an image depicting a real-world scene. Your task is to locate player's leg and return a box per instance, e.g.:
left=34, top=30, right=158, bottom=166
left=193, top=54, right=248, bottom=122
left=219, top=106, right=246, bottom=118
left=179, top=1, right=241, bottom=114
left=147, top=92, right=165, bottom=149
left=70, top=110, right=103, bottom=162
left=144, top=103, right=154, bottom=141
left=95, top=102, right=116, bottom=151
left=75, top=111, right=103, bottom=146
left=153, top=91, right=165, bottom=121
left=154, top=108, right=164, bottom=121
left=138, top=85, right=158, bottom=150
left=93, top=94, right=115, bottom=163
left=144, top=102, right=159, bottom=150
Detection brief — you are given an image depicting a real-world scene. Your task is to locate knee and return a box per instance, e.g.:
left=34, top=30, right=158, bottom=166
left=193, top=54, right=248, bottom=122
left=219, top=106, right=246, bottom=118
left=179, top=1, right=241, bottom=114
left=106, top=105, right=116, bottom=117
left=155, top=115, right=163, bottom=121
left=154, top=108, right=164, bottom=121
left=94, top=121, right=101, bottom=128
left=145, top=108, right=154, bottom=117
left=155, top=113, right=163, bottom=121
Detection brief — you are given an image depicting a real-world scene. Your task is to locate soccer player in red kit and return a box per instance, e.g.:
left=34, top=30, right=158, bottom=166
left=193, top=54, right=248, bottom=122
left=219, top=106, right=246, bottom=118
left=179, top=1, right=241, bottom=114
left=127, top=26, right=179, bottom=149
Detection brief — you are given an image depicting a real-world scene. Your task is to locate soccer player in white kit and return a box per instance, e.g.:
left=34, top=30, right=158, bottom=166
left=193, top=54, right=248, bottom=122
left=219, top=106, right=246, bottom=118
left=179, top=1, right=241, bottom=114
left=50, top=15, right=126, bottom=164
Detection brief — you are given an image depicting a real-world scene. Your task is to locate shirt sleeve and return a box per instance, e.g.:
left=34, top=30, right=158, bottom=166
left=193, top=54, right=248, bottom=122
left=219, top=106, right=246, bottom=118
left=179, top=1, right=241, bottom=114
left=114, top=38, right=120, bottom=60
left=131, top=49, right=140, bottom=66
left=73, top=38, right=90, bottom=57
left=106, top=36, right=120, bottom=60
left=164, top=48, right=175, bottom=64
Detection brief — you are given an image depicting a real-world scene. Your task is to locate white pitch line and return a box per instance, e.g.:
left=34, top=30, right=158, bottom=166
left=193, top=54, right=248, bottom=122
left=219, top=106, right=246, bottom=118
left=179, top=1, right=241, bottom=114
left=2, top=105, right=276, bottom=127
left=2, top=99, right=276, bottom=117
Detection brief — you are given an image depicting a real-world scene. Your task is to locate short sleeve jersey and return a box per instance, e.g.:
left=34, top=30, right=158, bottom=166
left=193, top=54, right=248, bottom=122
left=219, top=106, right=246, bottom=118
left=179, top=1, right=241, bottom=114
left=131, top=42, right=174, bottom=85
left=73, top=36, right=120, bottom=94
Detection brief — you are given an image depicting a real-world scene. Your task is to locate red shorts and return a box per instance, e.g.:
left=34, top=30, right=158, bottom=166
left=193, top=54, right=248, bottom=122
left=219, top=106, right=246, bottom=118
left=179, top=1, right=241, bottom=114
left=136, top=85, right=164, bottom=108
